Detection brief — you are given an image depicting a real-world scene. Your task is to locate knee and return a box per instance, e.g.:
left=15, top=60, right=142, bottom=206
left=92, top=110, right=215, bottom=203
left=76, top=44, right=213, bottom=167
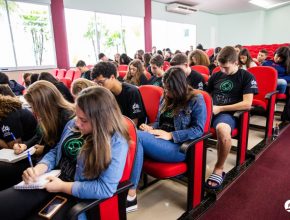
left=216, top=123, right=231, bottom=142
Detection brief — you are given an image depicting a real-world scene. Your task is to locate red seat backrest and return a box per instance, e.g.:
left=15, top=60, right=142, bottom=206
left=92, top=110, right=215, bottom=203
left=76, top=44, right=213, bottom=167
left=197, top=90, right=212, bottom=133
left=191, top=65, right=210, bottom=75
left=139, top=85, right=163, bottom=123
left=118, top=65, right=128, bottom=72
left=73, top=69, right=82, bottom=80
left=212, top=66, right=221, bottom=74
left=248, top=66, right=278, bottom=102
left=145, top=71, right=151, bottom=80
left=57, top=69, right=67, bottom=79
left=65, top=69, right=75, bottom=80
left=120, top=117, right=137, bottom=182
left=52, top=69, right=58, bottom=77
left=163, top=61, right=170, bottom=71
left=59, top=78, right=72, bottom=89
left=118, top=71, right=127, bottom=79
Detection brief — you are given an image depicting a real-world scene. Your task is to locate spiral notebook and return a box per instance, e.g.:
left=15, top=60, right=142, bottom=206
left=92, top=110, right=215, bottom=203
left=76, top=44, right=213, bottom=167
left=0, top=147, right=36, bottom=163
left=14, top=170, right=61, bottom=190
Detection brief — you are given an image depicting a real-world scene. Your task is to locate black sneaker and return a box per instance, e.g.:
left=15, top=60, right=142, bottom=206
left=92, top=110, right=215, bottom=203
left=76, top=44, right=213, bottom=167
left=126, top=197, right=138, bottom=213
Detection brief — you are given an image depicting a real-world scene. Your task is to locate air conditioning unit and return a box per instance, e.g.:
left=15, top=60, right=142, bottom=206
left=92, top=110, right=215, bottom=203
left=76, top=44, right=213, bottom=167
left=166, top=3, right=198, bottom=15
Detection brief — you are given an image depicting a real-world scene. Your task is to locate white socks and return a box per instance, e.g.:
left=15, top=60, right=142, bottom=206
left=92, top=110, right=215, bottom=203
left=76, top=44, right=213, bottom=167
left=127, top=194, right=136, bottom=201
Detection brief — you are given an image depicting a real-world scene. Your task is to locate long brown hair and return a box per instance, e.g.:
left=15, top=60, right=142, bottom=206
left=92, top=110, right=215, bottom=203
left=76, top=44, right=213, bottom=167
left=188, top=49, right=210, bottom=66
left=24, top=80, right=75, bottom=146
left=125, top=59, right=145, bottom=86
left=161, top=67, right=197, bottom=115
left=0, top=95, right=22, bottom=119
left=76, top=86, right=130, bottom=179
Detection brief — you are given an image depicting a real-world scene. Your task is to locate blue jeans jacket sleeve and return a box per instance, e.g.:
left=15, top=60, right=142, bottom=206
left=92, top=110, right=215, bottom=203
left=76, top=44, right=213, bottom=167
left=171, top=94, right=207, bottom=143
left=38, top=119, right=76, bottom=171
left=71, top=132, right=129, bottom=199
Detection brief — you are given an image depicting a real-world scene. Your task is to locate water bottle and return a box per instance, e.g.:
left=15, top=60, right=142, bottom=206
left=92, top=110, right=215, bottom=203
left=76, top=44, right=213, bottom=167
left=273, top=123, right=280, bottom=139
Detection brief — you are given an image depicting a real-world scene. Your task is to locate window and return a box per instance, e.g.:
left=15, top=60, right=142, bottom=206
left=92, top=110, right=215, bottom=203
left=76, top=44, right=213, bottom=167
left=152, top=19, right=196, bottom=52
left=0, top=0, right=56, bottom=70
left=65, top=8, right=144, bottom=67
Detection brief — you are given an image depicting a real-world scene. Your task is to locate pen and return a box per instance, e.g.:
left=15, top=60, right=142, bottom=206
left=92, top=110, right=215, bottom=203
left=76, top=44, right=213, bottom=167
left=11, top=133, right=22, bottom=151
left=27, top=151, right=34, bottom=169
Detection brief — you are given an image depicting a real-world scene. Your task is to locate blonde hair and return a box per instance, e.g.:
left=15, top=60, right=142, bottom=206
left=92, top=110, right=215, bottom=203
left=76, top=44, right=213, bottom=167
left=0, top=95, right=22, bottom=119
left=71, top=78, right=96, bottom=97
left=188, top=49, right=210, bottom=66
left=24, top=80, right=75, bottom=146
left=76, top=86, right=130, bottom=179
left=125, top=59, right=145, bottom=86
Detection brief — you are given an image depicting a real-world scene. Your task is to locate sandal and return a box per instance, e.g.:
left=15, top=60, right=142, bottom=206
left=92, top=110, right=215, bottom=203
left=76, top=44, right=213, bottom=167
left=205, top=172, right=226, bottom=190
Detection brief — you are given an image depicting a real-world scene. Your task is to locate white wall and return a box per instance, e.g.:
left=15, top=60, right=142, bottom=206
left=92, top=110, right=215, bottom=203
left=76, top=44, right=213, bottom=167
left=217, top=5, right=290, bottom=47
left=263, top=4, right=290, bottom=44
left=64, top=0, right=144, bottom=17
left=152, top=2, right=218, bottom=49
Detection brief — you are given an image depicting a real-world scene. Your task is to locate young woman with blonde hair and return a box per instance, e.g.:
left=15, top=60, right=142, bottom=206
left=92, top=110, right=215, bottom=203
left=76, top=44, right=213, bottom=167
left=71, top=78, right=96, bottom=98
left=0, top=86, right=130, bottom=220
left=125, top=59, right=148, bottom=86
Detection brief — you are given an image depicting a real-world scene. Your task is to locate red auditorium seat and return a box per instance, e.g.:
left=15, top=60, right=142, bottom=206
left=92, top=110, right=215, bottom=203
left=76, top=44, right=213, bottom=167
left=118, top=65, right=128, bottom=72
left=59, top=78, right=72, bottom=89
left=212, top=66, right=221, bottom=74
left=67, top=116, right=137, bottom=220
left=191, top=65, right=210, bottom=75
left=73, top=69, right=82, bottom=80
left=57, top=69, right=67, bottom=79
left=65, top=69, right=75, bottom=80
left=118, top=71, right=127, bottom=79
left=144, top=71, right=151, bottom=80
left=163, top=61, right=170, bottom=71
left=142, top=89, right=212, bottom=211
left=248, top=66, right=277, bottom=139
left=51, top=69, right=58, bottom=77
left=139, top=85, right=163, bottom=123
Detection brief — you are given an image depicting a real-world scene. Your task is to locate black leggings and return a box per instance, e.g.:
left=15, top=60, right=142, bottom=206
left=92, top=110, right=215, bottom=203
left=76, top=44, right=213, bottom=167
left=0, top=187, right=78, bottom=220
left=0, top=160, right=29, bottom=191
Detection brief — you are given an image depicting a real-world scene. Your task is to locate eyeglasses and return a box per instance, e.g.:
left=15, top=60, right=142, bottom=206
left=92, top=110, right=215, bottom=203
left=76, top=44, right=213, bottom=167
left=95, top=78, right=107, bottom=86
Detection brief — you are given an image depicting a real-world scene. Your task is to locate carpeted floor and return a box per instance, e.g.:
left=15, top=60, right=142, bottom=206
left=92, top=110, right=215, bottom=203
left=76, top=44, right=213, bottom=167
left=200, top=125, right=290, bottom=220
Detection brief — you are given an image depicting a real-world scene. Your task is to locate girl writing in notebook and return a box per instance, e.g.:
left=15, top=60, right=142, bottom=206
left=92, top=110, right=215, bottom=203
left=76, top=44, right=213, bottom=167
left=0, top=86, right=129, bottom=220
left=0, top=81, right=75, bottom=191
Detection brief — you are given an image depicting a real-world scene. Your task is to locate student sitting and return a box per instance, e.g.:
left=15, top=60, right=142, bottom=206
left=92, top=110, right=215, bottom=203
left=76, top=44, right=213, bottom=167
left=0, top=72, right=25, bottom=96
left=76, top=60, right=92, bottom=80
left=91, top=61, right=146, bottom=126
left=38, top=72, right=74, bottom=103
left=263, top=46, right=290, bottom=94
left=128, top=67, right=207, bottom=211
left=147, top=54, right=164, bottom=88
left=238, top=48, right=257, bottom=70
left=71, top=78, right=96, bottom=99
left=0, top=94, right=37, bottom=190
left=206, top=46, right=258, bottom=189
left=188, top=49, right=210, bottom=67
left=253, top=49, right=268, bottom=65
left=124, top=59, right=148, bottom=86
left=170, top=53, right=205, bottom=90
left=0, top=86, right=129, bottom=220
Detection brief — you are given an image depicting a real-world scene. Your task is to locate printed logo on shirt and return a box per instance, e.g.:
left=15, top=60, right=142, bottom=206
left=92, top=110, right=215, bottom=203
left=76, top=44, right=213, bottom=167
left=132, top=103, right=141, bottom=114
left=1, top=125, right=11, bottom=137
left=63, top=137, right=84, bottom=159
left=198, top=82, right=203, bottom=90
left=220, top=80, right=233, bottom=92
left=250, top=80, right=258, bottom=89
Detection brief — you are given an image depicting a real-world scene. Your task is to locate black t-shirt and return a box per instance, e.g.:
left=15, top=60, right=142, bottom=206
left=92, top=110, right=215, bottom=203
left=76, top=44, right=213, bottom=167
left=139, top=74, right=148, bottom=86
left=115, top=83, right=146, bottom=125
left=159, top=109, right=175, bottom=132
left=0, top=108, right=37, bottom=143
left=59, top=133, right=84, bottom=181
left=207, top=69, right=258, bottom=106
left=187, top=70, right=205, bottom=90
left=81, top=70, right=91, bottom=80
left=148, top=76, right=163, bottom=88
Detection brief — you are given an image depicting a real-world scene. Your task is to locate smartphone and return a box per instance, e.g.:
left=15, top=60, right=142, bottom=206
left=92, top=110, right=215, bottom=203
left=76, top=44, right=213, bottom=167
left=38, top=195, right=67, bottom=219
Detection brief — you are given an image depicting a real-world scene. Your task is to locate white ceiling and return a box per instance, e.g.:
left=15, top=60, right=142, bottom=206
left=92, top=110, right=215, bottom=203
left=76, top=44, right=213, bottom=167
left=153, top=0, right=290, bottom=14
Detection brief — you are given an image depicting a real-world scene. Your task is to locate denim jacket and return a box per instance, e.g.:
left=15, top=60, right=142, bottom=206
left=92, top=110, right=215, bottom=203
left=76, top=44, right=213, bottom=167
left=152, top=94, right=206, bottom=143
left=39, top=119, right=129, bottom=200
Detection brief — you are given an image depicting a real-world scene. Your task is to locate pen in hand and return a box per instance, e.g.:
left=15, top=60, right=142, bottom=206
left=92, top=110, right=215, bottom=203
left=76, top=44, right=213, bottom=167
left=11, top=133, right=22, bottom=153
left=27, top=151, right=34, bottom=171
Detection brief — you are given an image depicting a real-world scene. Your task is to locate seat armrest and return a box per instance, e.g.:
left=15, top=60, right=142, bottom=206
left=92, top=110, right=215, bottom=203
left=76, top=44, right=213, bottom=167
left=67, top=180, right=133, bottom=220
left=179, top=133, right=212, bottom=153
left=265, top=90, right=278, bottom=99
left=234, top=110, right=249, bottom=118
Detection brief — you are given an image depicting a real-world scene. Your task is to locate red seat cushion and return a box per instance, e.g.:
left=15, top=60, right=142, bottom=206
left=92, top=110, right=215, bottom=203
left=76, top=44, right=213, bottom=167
left=143, top=159, right=187, bottom=178
left=252, top=99, right=267, bottom=110
left=210, top=127, right=238, bottom=138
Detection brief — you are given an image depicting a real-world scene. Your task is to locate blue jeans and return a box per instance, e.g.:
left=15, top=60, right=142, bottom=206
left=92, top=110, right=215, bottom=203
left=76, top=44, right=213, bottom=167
left=130, top=130, right=186, bottom=189
left=277, top=78, right=287, bottom=94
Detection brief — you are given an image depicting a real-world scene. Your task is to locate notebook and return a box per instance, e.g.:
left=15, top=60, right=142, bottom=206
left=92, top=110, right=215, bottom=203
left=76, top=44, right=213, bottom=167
left=0, top=146, right=36, bottom=163
left=14, top=170, right=61, bottom=190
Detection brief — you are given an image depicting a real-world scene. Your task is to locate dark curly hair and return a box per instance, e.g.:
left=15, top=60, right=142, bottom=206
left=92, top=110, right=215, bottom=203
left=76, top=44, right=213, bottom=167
left=91, top=61, right=117, bottom=79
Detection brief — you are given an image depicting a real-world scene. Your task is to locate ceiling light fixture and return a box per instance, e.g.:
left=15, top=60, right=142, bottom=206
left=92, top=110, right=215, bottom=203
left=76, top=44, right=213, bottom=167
left=249, top=0, right=290, bottom=9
